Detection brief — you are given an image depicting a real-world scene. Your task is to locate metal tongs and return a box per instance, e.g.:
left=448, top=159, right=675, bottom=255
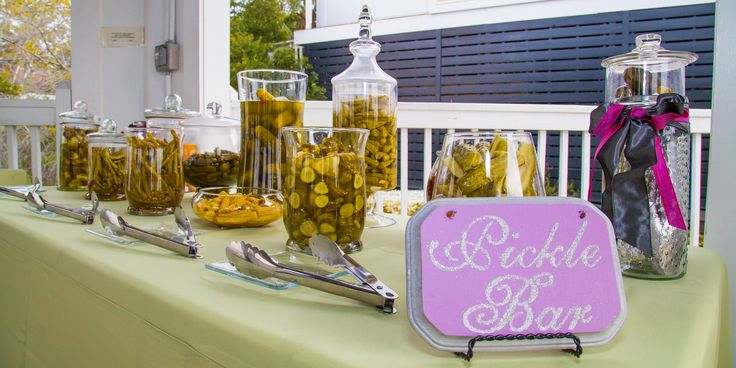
left=26, top=190, right=99, bottom=224
left=98, top=207, right=200, bottom=258
left=0, top=177, right=42, bottom=200
left=226, top=236, right=397, bottom=313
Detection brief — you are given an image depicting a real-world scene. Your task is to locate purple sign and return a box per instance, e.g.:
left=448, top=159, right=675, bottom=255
left=414, top=199, right=624, bottom=339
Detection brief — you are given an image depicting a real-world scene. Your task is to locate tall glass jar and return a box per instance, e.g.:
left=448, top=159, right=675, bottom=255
left=144, top=94, right=200, bottom=128
left=57, top=101, right=99, bottom=191
left=125, top=127, right=184, bottom=215
left=237, top=69, right=306, bottom=191
left=87, top=119, right=126, bottom=201
left=332, top=5, right=398, bottom=228
left=281, top=127, right=369, bottom=254
left=600, top=34, right=697, bottom=279
left=181, top=102, right=241, bottom=189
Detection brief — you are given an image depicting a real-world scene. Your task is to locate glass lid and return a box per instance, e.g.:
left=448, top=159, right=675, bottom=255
left=181, top=102, right=239, bottom=127
left=331, top=5, right=396, bottom=85
left=88, top=119, right=124, bottom=143
left=601, top=34, right=698, bottom=72
left=144, top=94, right=200, bottom=119
left=59, top=100, right=98, bottom=123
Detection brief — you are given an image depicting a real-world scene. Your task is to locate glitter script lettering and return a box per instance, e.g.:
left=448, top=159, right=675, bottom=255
left=463, top=273, right=593, bottom=333
left=428, top=216, right=509, bottom=271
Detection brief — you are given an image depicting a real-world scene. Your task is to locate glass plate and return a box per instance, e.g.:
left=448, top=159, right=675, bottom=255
left=206, top=252, right=348, bottom=290
left=22, top=205, right=58, bottom=217
left=86, top=224, right=204, bottom=246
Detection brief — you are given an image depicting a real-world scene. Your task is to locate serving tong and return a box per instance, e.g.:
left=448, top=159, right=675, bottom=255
left=226, top=235, right=397, bottom=313
left=0, top=177, right=42, bottom=200
left=26, top=190, right=99, bottom=224
left=98, top=207, right=200, bottom=258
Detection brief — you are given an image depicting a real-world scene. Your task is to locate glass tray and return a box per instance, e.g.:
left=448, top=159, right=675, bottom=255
left=206, top=252, right=348, bottom=290
left=86, top=225, right=204, bottom=246
left=22, top=205, right=58, bottom=217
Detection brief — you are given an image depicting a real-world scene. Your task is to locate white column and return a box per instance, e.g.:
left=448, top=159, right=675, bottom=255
left=704, top=0, right=736, bottom=364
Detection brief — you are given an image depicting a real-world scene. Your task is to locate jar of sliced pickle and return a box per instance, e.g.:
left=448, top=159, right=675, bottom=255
left=331, top=5, right=398, bottom=228
left=57, top=101, right=99, bottom=191
left=125, top=127, right=184, bottom=215
left=281, top=127, right=369, bottom=254
left=87, top=119, right=126, bottom=201
left=181, top=102, right=241, bottom=188
left=237, top=69, right=306, bottom=191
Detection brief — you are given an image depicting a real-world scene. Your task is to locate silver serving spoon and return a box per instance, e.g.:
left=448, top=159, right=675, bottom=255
left=99, top=208, right=199, bottom=258
left=173, top=206, right=197, bottom=245
left=0, top=177, right=42, bottom=200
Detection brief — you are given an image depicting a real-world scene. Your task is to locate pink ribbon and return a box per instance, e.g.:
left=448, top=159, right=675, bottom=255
left=590, top=105, right=688, bottom=231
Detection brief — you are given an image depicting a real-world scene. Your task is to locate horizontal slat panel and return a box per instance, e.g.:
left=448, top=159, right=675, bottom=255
left=442, top=46, right=621, bottom=66
left=442, top=34, right=622, bottom=57
left=442, top=70, right=604, bottom=85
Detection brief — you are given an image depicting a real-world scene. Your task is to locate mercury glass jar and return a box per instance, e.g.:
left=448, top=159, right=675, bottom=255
left=57, top=101, right=99, bottom=191
left=144, top=94, right=200, bottom=128
left=600, top=34, right=697, bottom=279
left=87, top=119, right=126, bottom=201
left=332, top=5, right=398, bottom=228
left=181, top=102, right=241, bottom=189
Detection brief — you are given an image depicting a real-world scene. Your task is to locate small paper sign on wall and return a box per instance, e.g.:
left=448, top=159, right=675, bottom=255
left=406, top=197, right=626, bottom=352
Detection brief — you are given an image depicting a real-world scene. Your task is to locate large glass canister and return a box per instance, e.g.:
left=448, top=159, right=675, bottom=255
left=331, top=5, right=398, bottom=228
left=598, top=34, right=697, bottom=279
left=125, top=127, right=184, bottom=215
left=281, top=127, right=369, bottom=254
left=237, top=69, right=306, bottom=190
left=144, top=94, right=200, bottom=128
left=57, top=101, right=99, bottom=191
left=87, top=119, right=126, bottom=201
left=181, top=102, right=241, bottom=189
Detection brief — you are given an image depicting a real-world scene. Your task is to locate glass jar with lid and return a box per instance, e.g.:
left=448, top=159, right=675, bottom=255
left=181, top=102, right=241, bottom=189
left=87, top=119, right=126, bottom=201
left=331, top=5, right=398, bottom=228
left=602, top=33, right=697, bottom=106
left=57, top=100, right=99, bottom=191
left=144, top=94, right=200, bottom=128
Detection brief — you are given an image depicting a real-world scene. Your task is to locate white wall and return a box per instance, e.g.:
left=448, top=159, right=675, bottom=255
left=71, top=0, right=231, bottom=124
left=298, top=0, right=714, bottom=44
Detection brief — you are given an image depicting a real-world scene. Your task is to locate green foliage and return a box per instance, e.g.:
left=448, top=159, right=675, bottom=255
left=0, top=71, right=22, bottom=96
left=544, top=167, right=581, bottom=197
left=230, top=0, right=326, bottom=100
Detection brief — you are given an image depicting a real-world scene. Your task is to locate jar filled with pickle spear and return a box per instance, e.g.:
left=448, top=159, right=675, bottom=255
left=281, top=127, right=369, bottom=254
left=332, top=5, right=398, bottom=228
left=125, top=127, right=184, bottom=215
left=87, top=119, right=126, bottom=201
left=237, top=69, right=306, bottom=191
left=181, top=102, right=241, bottom=188
left=57, top=101, right=99, bottom=191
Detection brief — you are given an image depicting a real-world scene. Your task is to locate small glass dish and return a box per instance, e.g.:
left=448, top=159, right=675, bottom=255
left=206, top=251, right=348, bottom=290
left=22, top=205, right=57, bottom=217
left=192, top=186, right=283, bottom=228
left=86, top=223, right=203, bottom=245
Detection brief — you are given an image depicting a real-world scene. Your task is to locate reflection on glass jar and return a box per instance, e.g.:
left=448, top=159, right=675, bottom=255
left=429, top=131, right=545, bottom=200
left=281, top=127, right=369, bottom=254
left=237, top=70, right=306, bottom=191
left=125, top=127, right=184, bottom=215
left=87, top=119, right=126, bottom=201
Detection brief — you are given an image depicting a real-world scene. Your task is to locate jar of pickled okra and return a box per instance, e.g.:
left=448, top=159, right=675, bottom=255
left=281, top=127, right=369, bottom=254
left=57, top=101, right=100, bottom=191
left=332, top=5, right=398, bottom=197
left=87, top=119, right=126, bottom=201
left=125, top=127, right=184, bottom=215
left=181, top=102, right=241, bottom=189
left=144, top=94, right=200, bottom=128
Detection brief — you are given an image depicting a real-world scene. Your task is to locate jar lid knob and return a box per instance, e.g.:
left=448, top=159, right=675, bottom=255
left=635, top=34, right=662, bottom=53
left=101, top=119, right=117, bottom=133
left=358, top=4, right=372, bottom=41
left=73, top=100, right=88, bottom=113
left=164, top=94, right=182, bottom=111
left=206, top=101, right=222, bottom=116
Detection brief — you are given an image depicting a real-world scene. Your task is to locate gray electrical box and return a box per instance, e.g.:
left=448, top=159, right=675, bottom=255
left=154, top=41, right=179, bottom=72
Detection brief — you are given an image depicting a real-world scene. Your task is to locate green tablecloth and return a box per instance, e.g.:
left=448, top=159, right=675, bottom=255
left=0, top=190, right=731, bottom=367
left=0, top=169, right=30, bottom=185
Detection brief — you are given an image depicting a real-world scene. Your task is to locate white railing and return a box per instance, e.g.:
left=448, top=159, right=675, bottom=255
left=302, top=101, right=711, bottom=247
left=0, top=82, right=71, bottom=185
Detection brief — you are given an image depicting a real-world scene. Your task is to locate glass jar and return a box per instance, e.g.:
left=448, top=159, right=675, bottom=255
left=125, top=127, right=184, bottom=215
left=237, top=69, right=307, bottom=191
left=331, top=5, right=398, bottom=228
left=181, top=102, right=241, bottom=189
left=602, top=34, right=697, bottom=106
left=599, top=34, right=697, bottom=279
left=144, top=94, right=200, bottom=128
left=281, top=127, right=369, bottom=254
left=429, top=131, right=544, bottom=200
left=87, top=119, right=126, bottom=201
left=57, top=101, right=99, bottom=191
